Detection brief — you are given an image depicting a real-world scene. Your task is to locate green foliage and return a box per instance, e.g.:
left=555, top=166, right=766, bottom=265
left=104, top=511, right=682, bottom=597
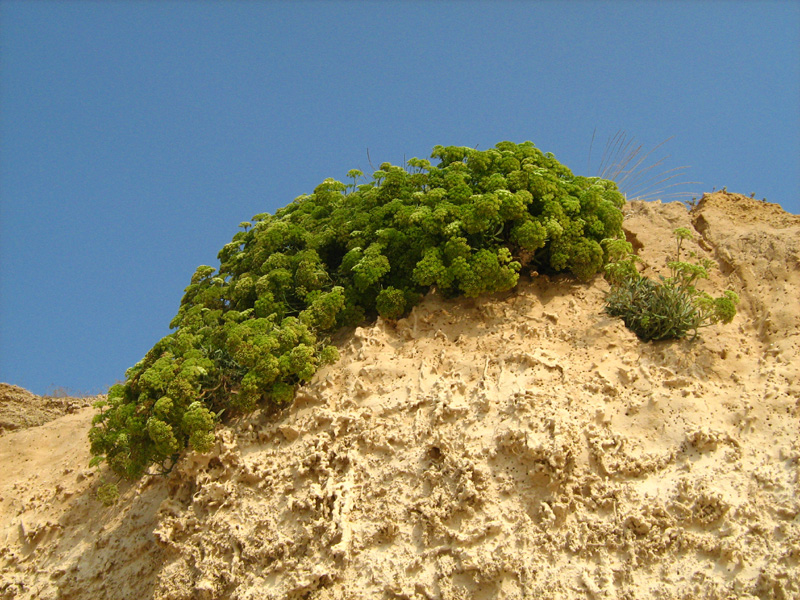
left=90, top=141, right=625, bottom=481
left=96, top=482, right=120, bottom=506
left=375, top=286, right=408, bottom=320
left=603, top=229, right=739, bottom=341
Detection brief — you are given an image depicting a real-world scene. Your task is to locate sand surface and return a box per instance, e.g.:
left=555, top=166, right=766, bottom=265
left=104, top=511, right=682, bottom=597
left=1, top=192, right=798, bottom=599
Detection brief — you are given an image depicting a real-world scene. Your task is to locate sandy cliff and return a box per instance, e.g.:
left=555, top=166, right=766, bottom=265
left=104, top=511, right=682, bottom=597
left=1, top=192, right=798, bottom=599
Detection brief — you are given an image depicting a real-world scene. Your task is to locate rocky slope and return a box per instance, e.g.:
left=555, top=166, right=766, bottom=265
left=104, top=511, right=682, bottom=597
left=0, top=384, right=96, bottom=435
left=1, top=192, right=798, bottom=600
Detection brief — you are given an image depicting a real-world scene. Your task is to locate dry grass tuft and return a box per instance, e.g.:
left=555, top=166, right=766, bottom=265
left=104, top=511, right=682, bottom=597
left=588, top=129, right=700, bottom=205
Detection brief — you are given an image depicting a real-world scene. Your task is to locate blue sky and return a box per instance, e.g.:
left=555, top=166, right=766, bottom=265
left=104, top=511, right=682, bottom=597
left=1, top=1, right=798, bottom=395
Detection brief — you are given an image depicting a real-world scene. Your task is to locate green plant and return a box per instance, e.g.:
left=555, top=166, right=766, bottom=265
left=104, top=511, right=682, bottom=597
left=603, top=228, right=739, bottom=341
left=96, top=481, right=120, bottom=506
left=90, top=141, right=626, bottom=482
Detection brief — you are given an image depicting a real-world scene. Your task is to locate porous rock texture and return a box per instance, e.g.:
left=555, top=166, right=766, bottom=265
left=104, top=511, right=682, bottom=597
left=1, top=192, right=798, bottom=600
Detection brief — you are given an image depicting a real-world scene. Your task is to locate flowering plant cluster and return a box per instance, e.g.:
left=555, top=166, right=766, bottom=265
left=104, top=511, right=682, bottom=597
left=90, top=141, right=626, bottom=484
left=603, top=228, right=739, bottom=342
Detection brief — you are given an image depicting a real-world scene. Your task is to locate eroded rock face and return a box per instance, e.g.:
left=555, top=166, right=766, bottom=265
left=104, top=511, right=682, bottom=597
left=2, top=195, right=799, bottom=600
left=691, top=192, right=800, bottom=347
left=0, top=383, right=98, bottom=435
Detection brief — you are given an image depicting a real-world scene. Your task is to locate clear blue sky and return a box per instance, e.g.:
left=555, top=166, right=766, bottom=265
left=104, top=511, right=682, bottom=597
left=2, top=1, right=798, bottom=395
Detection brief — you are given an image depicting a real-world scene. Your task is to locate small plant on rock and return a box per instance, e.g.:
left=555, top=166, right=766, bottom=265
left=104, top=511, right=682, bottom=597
left=96, top=481, right=120, bottom=506
left=603, top=228, right=739, bottom=341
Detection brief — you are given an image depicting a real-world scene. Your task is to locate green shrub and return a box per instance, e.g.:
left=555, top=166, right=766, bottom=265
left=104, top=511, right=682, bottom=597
left=90, top=141, right=625, bottom=481
left=603, top=229, right=739, bottom=341
left=96, top=481, right=120, bottom=506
